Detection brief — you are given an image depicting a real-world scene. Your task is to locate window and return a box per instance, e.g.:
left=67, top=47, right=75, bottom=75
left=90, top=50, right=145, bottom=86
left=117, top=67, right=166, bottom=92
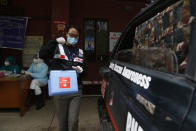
left=116, top=0, right=194, bottom=74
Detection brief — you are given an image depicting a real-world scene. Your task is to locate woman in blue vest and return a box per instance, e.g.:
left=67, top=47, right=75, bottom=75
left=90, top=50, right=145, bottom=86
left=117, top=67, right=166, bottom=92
left=39, top=25, right=86, bottom=131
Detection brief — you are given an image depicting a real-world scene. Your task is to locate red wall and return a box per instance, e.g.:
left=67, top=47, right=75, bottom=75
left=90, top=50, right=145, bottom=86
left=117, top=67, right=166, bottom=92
left=1, top=0, right=51, bottom=67
left=70, top=0, right=145, bottom=81
left=12, top=0, right=51, bottom=45
left=70, top=0, right=144, bottom=31
left=1, top=0, right=144, bottom=82
left=51, top=0, right=70, bottom=39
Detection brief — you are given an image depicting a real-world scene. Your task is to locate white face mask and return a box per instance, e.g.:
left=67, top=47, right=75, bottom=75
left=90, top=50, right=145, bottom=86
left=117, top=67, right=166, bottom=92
left=4, top=61, right=10, bottom=66
left=33, top=59, right=39, bottom=64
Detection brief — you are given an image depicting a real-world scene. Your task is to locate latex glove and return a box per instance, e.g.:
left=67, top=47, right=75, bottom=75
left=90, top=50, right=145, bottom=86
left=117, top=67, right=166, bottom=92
left=56, top=37, right=66, bottom=44
left=72, top=66, right=83, bottom=73
left=25, top=71, right=32, bottom=75
left=21, top=70, right=25, bottom=74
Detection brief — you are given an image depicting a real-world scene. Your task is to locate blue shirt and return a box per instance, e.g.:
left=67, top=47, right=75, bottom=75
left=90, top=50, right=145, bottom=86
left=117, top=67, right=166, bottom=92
left=27, top=62, right=48, bottom=85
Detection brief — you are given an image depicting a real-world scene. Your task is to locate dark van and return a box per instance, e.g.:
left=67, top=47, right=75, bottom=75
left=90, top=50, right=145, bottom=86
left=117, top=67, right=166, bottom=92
left=98, top=0, right=196, bottom=131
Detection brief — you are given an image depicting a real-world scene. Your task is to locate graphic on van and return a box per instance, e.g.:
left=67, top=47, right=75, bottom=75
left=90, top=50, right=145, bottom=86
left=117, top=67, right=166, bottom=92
left=131, top=0, right=194, bottom=74
left=126, top=112, right=144, bottom=131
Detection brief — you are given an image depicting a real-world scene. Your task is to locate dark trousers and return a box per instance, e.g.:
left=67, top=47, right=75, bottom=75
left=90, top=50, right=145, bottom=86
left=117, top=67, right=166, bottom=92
left=54, top=90, right=82, bottom=131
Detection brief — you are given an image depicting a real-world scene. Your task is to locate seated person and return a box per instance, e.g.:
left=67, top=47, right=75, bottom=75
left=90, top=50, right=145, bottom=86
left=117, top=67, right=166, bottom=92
left=22, top=54, right=48, bottom=110
left=0, top=56, right=20, bottom=74
left=0, top=55, right=3, bottom=67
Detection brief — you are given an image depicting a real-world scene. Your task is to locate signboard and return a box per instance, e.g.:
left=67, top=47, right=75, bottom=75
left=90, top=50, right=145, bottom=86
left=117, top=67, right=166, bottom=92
left=0, top=16, right=28, bottom=49
left=109, top=32, right=121, bottom=52
left=52, top=20, right=66, bottom=38
left=53, top=20, right=66, bottom=31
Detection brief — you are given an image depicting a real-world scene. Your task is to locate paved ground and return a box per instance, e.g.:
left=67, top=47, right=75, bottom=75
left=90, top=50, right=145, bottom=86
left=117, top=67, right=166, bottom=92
left=0, top=96, right=101, bottom=131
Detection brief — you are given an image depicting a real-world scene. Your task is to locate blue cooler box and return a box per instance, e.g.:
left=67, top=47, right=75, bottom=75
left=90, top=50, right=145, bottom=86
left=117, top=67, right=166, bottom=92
left=48, top=70, right=78, bottom=96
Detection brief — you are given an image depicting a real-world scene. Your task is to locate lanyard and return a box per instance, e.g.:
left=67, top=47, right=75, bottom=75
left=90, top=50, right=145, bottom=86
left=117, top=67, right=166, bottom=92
left=66, top=47, right=76, bottom=60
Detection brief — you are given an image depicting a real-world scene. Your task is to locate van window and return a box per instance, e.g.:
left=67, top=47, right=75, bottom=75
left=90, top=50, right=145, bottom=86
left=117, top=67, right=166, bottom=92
left=116, top=0, right=194, bottom=74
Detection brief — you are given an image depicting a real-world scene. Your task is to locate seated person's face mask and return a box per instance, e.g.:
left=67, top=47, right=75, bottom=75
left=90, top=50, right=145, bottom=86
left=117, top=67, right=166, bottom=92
left=33, top=59, right=39, bottom=64
left=4, top=61, right=10, bottom=66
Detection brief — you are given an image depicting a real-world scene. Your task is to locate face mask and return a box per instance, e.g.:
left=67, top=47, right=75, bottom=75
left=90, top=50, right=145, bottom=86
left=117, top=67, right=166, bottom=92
left=33, top=59, right=39, bottom=64
left=67, top=36, right=78, bottom=45
left=4, top=61, right=10, bottom=66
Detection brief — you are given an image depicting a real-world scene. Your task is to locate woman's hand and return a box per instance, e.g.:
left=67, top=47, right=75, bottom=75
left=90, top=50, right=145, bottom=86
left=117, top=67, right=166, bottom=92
left=72, top=66, right=83, bottom=73
left=56, top=37, right=66, bottom=44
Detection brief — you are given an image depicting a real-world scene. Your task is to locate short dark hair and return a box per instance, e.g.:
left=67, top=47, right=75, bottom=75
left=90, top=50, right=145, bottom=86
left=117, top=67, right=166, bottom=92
left=33, top=54, right=39, bottom=59
left=66, top=25, right=80, bottom=34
